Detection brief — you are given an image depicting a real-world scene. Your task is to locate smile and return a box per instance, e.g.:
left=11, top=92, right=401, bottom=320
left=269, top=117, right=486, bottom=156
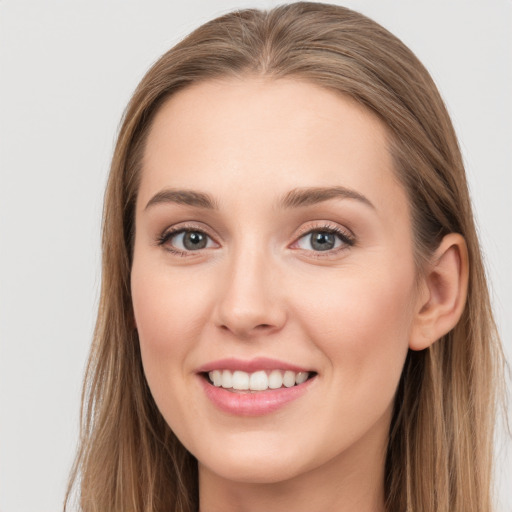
left=197, top=358, right=317, bottom=416
left=207, top=369, right=311, bottom=392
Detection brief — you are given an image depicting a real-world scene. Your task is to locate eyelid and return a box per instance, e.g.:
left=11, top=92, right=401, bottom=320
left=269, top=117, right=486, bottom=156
left=156, top=222, right=220, bottom=256
left=290, top=221, right=356, bottom=254
left=293, top=221, right=354, bottom=240
left=155, top=220, right=355, bottom=257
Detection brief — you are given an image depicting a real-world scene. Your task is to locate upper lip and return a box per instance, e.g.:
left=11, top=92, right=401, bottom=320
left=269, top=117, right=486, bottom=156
left=196, top=357, right=312, bottom=374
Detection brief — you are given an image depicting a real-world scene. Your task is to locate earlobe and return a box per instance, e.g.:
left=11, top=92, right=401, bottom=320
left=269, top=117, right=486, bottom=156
left=409, top=233, right=469, bottom=351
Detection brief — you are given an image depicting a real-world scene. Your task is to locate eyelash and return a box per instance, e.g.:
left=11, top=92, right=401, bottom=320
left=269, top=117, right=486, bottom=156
left=155, top=224, right=216, bottom=257
left=155, top=222, right=355, bottom=258
left=293, top=223, right=355, bottom=257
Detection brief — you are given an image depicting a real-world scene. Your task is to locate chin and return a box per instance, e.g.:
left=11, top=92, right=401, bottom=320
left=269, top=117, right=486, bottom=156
left=201, top=455, right=307, bottom=485
left=194, top=432, right=322, bottom=485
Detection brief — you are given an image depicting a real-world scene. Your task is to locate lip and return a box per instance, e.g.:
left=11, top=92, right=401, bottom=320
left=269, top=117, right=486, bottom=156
left=196, top=357, right=311, bottom=374
left=196, top=357, right=316, bottom=417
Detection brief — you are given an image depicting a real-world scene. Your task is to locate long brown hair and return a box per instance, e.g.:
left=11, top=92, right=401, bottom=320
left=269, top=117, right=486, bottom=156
left=65, top=3, right=504, bottom=511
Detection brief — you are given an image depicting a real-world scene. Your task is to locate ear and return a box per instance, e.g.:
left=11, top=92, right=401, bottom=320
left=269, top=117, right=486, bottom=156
left=409, top=233, right=469, bottom=351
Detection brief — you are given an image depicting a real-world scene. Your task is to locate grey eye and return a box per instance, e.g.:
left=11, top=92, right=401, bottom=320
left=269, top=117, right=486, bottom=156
left=172, top=230, right=212, bottom=251
left=310, top=232, right=336, bottom=251
left=296, top=230, right=343, bottom=251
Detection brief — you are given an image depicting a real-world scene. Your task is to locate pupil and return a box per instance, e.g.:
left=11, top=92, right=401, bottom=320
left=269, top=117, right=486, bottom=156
left=311, top=231, right=335, bottom=251
left=183, top=231, right=207, bottom=250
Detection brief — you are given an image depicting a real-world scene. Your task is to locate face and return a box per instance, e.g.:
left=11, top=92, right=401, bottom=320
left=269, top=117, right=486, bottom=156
left=131, top=78, right=420, bottom=486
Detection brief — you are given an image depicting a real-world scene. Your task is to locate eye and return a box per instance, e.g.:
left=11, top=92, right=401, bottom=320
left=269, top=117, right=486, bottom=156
left=293, top=226, right=355, bottom=253
left=157, top=228, right=217, bottom=254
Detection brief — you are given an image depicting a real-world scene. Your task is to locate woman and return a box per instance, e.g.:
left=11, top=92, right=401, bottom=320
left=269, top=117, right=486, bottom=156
left=65, top=3, right=505, bottom=511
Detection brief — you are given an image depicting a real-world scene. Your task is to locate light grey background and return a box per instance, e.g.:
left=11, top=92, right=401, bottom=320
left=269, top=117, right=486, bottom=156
left=0, top=1, right=510, bottom=511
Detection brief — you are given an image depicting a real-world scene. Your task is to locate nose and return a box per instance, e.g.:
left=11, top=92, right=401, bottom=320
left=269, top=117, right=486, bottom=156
left=213, top=245, right=287, bottom=339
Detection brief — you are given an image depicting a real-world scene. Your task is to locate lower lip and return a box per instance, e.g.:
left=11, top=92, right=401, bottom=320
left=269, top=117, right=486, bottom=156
left=199, top=375, right=315, bottom=416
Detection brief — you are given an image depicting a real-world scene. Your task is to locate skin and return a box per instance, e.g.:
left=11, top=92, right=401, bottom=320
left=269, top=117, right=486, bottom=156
left=131, top=78, right=468, bottom=512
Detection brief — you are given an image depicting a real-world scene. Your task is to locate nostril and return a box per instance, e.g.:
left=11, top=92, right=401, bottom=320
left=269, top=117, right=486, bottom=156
left=218, top=321, right=281, bottom=337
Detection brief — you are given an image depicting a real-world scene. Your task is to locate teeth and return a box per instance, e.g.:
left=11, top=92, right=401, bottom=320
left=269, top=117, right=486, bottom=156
left=211, top=370, right=222, bottom=387
left=295, top=371, right=308, bottom=384
left=283, top=370, right=295, bottom=388
left=221, top=370, right=233, bottom=389
left=232, top=370, right=249, bottom=390
left=249, top=370, right=268, bottom=391
left=207, top=369, right=311, bottom=391
left=268, top=369, right=283, bottom=389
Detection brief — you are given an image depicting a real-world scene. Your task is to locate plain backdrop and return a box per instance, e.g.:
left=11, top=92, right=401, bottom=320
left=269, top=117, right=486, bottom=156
left=0, top=1, right=511, bottom=511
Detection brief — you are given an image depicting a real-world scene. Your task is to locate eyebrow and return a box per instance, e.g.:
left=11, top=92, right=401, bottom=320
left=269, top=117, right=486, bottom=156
left=145, top=189, right=218, bottom=211
left=280, top=186, right=375, bottom=210
left=144, top=185, right=374, bottom=212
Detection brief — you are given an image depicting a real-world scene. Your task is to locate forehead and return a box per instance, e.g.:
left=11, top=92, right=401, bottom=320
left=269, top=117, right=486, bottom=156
left=139, top=77, right=408, bottom=219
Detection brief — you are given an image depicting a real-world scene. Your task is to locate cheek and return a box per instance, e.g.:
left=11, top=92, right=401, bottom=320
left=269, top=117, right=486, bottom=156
left=130, top=260, right=214, bottom=413
left=291, top=264, right=415, bottom=400
left=130, top=261, right=217, bottom=432
left=132, top=263, right=208, bottom=353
